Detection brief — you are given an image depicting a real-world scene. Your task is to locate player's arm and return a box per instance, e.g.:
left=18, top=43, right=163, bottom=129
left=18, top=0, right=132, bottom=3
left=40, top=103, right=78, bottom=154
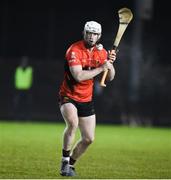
left=69, top=63, right=112, bottom=82
left=106, top=63, right=115, bottom=81
left=69, top=65, right=102, bottom=82
left=67, top=48, right=114, bottom=82
left=105, top=50, right=117, bottom=81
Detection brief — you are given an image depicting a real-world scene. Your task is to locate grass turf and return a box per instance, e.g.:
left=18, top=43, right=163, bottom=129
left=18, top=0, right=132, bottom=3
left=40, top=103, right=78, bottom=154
left=0, top=121, right=171, bottom=179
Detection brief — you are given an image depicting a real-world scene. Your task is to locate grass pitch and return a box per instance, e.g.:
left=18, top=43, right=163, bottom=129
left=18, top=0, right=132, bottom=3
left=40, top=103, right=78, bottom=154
left=0, top=121, right=171, bottom=179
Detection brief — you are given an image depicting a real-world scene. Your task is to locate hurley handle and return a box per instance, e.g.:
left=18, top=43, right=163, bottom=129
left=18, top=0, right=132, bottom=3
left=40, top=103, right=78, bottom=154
left=100, top=47, right=117, bottom=87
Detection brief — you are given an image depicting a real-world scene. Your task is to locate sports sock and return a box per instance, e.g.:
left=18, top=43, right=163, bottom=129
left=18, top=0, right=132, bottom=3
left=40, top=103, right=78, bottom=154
left=69, top=157, right=76, bottom=166
left=62, top=149, right=70, bottom=157
left=62, top=149, right=70, bottom=162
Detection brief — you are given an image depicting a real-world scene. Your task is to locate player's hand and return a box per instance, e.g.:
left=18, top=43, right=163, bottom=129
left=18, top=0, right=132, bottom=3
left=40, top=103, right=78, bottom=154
left=101, top=60, right=113, bottom=71
left=108, top=49, right=117, bottom=63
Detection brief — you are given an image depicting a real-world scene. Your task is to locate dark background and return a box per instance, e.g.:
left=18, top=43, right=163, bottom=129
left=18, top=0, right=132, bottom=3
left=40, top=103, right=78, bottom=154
left=0, top=0, right=170, bottom=126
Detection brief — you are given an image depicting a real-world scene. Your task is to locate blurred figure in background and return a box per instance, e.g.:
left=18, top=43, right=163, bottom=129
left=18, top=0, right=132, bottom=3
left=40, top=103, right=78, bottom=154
left=13, top=56, right=33, bottom=120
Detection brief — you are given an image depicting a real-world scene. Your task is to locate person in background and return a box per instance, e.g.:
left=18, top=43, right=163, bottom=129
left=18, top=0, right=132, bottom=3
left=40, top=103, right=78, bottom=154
left=14, top=56, right=33, bottom=120
left=58, top=21, right=116, bottom=176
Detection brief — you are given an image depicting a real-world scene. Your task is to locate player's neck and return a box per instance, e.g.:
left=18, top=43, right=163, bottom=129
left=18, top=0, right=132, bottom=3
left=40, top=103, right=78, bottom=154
left=84, top=41, right=95, bottom=52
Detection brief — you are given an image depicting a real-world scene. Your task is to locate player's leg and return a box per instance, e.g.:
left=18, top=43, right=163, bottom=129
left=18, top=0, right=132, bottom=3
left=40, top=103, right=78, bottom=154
left=61, top=103, right=79, bottom=151
left=60, top=102, right=79, bottom=176
left=69, top=114, right=96, bottom=166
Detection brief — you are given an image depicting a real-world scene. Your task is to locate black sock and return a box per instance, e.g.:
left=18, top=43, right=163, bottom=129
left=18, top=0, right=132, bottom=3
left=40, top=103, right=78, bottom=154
left=62, top=149, right=70, bottom=157
left=70, top=157, right=76, bottom=166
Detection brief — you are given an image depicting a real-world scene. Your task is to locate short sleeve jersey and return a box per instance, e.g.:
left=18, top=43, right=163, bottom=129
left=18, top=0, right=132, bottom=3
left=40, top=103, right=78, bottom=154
left=59, top=40, right=107, bottom=102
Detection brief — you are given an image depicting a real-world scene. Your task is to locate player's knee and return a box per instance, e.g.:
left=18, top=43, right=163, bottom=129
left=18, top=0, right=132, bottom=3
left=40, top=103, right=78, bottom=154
left=68, top=121, right=78, bottom=129
left=83, top=137, right=94, bottom=145
left=66, top=121, right=78, bottom=134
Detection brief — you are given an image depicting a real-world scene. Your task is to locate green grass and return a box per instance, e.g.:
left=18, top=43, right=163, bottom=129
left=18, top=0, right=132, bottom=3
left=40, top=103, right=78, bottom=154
left=0, top=121, right=171, bottom=179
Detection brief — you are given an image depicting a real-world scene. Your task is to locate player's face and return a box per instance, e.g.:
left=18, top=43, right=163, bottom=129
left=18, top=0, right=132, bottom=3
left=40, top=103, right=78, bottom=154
left=84, top=31, right=99, bottom=47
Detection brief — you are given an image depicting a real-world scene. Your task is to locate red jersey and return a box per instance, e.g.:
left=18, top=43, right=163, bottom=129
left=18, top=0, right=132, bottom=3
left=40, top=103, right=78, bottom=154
left=59, top=40, right=107, bottom=102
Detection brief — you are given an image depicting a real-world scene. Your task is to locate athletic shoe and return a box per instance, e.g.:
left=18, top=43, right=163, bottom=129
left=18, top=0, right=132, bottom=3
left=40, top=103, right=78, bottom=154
left=68, top=165, right=76, bottom=176
left=60, top=160, right=76, bottom=176
left=60, top=160, right=70, bottom=176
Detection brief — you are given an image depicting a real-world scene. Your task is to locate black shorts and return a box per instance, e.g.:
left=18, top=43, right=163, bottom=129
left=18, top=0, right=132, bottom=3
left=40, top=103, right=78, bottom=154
left=58, top=96, right=95, bottom=117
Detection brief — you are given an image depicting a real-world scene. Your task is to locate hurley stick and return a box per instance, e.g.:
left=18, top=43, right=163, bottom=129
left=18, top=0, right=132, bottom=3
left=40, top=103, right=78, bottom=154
left=100, top=7, right=133, bottom=87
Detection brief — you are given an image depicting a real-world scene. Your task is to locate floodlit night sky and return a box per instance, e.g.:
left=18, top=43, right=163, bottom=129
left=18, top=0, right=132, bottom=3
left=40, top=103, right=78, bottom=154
left=0, top=0, right=170, bottom=64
